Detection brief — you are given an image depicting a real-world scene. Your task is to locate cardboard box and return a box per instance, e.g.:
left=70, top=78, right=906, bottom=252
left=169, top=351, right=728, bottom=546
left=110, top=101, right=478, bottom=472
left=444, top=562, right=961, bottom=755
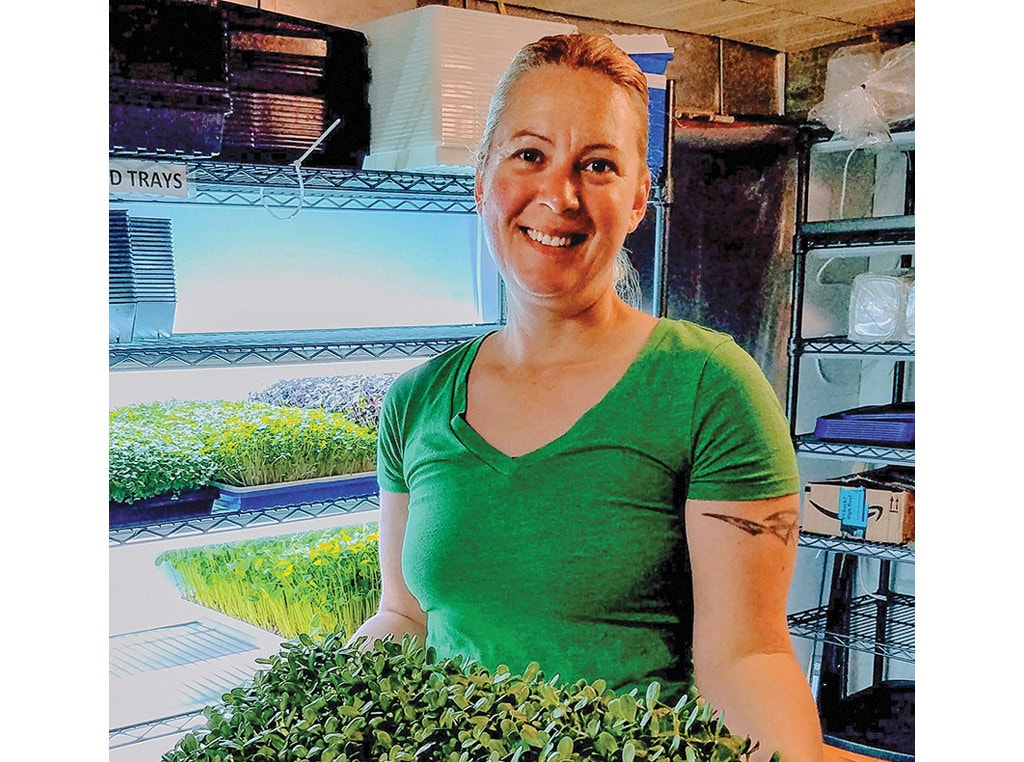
left=801, top=466, right=914, bottom=544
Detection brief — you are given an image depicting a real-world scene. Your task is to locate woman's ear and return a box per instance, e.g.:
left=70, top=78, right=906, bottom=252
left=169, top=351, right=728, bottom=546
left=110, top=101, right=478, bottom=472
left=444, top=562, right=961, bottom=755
left=628, top=167, right=652, bottom=232
left=474, top=170, right=485, bottom=211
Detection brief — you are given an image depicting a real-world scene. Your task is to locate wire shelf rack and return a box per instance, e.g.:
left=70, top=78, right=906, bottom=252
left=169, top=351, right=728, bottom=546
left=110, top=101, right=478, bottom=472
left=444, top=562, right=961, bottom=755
left=109, top=709, right=209, bottom=750
left=109, top=324, right=497, bottom=370
left=109, top=159, right=673, bottom=213
left=110, top=160, right=480, bottom=213
left=795, top=337, right=915, bottom=359
left=794, top=435, right=915, bottom=466
left=110, top=493, right=380, bottom=547
left=798, top=532, right=915, bottom=563
left=788, top=592, right=915, bottom=664
left=799, top=215, right=915, bottom=252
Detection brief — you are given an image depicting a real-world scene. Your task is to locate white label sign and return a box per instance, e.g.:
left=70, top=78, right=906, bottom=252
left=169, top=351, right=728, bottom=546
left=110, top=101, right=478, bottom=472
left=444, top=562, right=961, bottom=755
left=109, top=159, right=188, bottom=197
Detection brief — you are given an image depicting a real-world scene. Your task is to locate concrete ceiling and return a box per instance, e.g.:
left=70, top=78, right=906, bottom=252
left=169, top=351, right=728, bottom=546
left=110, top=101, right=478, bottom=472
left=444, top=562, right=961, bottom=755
left=513, top=0, right=915, bottom=52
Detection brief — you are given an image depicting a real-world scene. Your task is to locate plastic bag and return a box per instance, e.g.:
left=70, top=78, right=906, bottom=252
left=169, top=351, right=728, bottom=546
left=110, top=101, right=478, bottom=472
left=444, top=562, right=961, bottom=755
left=809, top=41, right=915, bottom=145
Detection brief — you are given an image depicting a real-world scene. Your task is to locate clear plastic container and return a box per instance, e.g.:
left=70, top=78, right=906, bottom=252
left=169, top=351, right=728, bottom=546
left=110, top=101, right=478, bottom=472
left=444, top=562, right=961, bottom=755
left=848, top=268, right=914, bottom=343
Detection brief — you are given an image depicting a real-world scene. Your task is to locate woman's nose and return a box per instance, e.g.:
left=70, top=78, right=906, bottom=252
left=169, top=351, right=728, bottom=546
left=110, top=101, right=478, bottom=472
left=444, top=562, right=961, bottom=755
left=536, top=166, right=581, bottom=214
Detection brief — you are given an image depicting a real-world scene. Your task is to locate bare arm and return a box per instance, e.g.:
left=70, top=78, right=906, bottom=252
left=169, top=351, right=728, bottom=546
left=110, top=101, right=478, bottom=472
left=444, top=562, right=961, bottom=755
left=686, top=493, right=824, bottom=762
left=349, top=490, right=427, bottom=649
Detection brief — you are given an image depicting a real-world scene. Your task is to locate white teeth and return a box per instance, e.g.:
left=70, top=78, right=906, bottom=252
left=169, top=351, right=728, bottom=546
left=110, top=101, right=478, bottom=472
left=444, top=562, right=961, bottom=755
left=526, top=227, right=574, bottom=247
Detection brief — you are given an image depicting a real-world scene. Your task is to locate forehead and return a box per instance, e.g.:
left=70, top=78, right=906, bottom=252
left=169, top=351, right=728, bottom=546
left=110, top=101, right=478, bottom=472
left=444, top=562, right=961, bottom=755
left=497, top=65, right=644, bottom=147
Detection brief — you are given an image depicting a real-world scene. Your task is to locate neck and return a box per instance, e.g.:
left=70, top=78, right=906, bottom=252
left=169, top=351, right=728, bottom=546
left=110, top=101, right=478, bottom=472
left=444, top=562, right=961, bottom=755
left=496, top=291, right=654, bottom=366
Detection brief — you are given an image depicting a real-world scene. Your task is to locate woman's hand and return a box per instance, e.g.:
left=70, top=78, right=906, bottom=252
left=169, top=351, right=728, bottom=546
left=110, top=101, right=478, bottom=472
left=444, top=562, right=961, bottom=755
left=348, top=490, right=427, bottom=650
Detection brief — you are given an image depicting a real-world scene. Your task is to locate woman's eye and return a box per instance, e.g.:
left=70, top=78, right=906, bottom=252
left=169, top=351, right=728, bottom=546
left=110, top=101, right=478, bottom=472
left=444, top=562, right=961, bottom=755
left=515, top=148, right=543, bottom=164
left=584, top=158, right=617, bottom=174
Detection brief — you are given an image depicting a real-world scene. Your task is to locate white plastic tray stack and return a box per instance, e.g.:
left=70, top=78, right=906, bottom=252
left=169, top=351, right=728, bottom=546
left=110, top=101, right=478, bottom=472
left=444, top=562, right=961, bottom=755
left=359, top=6, right=576, bottom=174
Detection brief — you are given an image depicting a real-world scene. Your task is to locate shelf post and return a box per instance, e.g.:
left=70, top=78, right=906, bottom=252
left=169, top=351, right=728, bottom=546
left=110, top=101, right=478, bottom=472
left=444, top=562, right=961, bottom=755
left=872, top=559, right=894, bottom=684
left=785, top=128, right=813, bottom=434
left=817, top=552, right=857, bottom=717
left=650, top=80, right=674, bottom=318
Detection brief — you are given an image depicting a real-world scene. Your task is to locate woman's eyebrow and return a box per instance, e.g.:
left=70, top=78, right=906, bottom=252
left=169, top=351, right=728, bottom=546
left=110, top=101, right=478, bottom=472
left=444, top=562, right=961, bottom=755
left=508, top=131, right=620, bottom=155
left=508, top=129, right=552, bottom=144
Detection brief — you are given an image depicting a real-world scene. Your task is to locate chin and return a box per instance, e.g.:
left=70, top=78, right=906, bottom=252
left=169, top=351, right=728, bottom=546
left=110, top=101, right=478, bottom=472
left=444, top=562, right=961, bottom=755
left=510, top=276, right=609, bottom=309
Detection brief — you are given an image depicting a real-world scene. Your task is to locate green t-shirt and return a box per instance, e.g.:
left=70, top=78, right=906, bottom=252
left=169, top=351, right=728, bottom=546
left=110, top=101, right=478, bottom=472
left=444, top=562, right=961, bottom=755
left=377, top=318, right=798, bottom=701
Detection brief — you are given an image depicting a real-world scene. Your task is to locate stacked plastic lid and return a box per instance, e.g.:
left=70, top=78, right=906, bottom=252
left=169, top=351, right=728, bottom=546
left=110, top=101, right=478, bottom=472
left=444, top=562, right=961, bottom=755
left=221, top=91, right=327, bottom=156
left=109, top=209, right=176, bottom=305
left=109, top=2, right=370, bottom=167
left=217, top=5, right=370, bottom=168
left=108, top=210, right=134, bottom=305
left=358, top=6, right=576, bottom=174
left=109, top=0, right=231, bottom=158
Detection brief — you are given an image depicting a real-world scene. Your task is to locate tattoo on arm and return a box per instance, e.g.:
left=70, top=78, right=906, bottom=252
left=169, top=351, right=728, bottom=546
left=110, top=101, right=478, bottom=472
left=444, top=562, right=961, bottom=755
left=701, top=510, right=799, bottom=545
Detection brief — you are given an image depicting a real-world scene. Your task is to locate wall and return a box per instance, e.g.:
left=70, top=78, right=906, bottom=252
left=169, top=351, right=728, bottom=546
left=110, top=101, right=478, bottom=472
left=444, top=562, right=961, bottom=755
left=223, top=0, right=417, bottom=28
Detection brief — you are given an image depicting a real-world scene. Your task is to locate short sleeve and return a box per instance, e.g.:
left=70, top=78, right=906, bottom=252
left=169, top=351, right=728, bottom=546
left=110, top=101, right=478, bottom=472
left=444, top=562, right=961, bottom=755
left=376, top=376, right=411, bottom=494
left=686, top=340, right=799, bottom=501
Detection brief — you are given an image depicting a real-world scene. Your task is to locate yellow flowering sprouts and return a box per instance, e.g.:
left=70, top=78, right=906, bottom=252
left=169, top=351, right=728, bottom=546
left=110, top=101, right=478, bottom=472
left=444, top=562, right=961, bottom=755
left=203, top=405, right=376, bottom=487
left=156, top=523, right=381, bottom=640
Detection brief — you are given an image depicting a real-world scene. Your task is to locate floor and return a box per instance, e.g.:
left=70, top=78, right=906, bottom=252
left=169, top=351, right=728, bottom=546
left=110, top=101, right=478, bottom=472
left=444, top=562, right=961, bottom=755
left=109, top=508, right=380, bottom=761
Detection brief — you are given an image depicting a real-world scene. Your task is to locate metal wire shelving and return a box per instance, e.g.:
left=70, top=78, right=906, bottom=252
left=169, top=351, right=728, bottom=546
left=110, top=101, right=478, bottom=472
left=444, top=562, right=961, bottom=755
left=797, top=337, right=914, bottom=359
left=785, top=127, right=917, bottom=716
left=797, top=532, right=915, bottom=563
left=109, top=151, right=675, bottom=369
left=109, top=159, right=505, bottom=369
left=109, top=493, right=380, bottom=547
left=799, top=214, right=915, bottom=253
left=109, top=324, right=497, bottom=370
left=788, top=592, right=915, bottom=664
left=110, top=160, right=481, bottom=214
left=793, top=435, right=915, bottom=466
left=109, top=709, right=209, bottom=750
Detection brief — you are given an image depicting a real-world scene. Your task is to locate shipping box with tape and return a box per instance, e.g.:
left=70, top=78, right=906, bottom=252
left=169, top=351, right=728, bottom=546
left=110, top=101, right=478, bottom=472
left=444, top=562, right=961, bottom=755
left=801, top=466, right=914, bottom=544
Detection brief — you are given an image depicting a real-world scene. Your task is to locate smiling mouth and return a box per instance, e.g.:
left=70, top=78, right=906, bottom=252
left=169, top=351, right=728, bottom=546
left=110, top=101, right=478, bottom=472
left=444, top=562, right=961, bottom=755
left=522, top=226, right=587, bottom=248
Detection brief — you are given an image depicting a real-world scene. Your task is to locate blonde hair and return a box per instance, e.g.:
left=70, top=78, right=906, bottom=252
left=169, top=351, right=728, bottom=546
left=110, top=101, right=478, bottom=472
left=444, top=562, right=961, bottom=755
left=478, top=33, right=651, bottom=311
left=476, top=33, right=650, bottom=171
left=613, top=249, right=643, bottom=310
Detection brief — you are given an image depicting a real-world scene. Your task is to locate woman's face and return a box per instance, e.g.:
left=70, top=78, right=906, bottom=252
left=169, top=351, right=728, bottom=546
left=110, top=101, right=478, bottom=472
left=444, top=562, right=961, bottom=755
left=475, top=65, right=651, bottom=312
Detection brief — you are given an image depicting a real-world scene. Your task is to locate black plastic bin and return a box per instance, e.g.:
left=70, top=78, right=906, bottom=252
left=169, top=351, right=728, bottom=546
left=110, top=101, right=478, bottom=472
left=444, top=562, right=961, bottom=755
left=822, top=680, right=914, bottom=760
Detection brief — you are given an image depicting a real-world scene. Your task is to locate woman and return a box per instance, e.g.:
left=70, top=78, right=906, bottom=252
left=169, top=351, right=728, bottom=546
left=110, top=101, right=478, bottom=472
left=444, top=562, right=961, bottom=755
left=353, top=33, right=824, bottom=761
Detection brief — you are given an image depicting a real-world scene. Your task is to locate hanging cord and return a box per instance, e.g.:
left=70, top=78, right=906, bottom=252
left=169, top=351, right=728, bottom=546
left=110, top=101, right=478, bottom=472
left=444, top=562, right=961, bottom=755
left=837, top=138, right=872, bottom=219
left=814, top=255, right=841, bottom=285
left=823, top=140, right=870, bottom=381
left=810, top=255, right=843, bottom=385
left=260, top=118, right=342, bottom=221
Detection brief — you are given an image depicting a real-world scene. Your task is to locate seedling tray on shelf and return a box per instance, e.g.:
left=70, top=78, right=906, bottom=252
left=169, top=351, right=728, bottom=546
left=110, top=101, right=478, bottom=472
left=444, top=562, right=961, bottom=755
left=813, top=402, right=915, bottom=447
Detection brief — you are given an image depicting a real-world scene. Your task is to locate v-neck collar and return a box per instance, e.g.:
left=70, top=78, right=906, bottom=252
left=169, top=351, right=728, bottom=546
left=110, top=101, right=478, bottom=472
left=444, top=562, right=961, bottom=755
left=449, top=318, right=670, bottom=475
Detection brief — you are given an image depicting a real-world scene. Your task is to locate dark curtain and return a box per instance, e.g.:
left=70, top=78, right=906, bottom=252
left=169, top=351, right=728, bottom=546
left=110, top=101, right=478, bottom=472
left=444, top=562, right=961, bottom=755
left=629, top=123, right=798, bottom=396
